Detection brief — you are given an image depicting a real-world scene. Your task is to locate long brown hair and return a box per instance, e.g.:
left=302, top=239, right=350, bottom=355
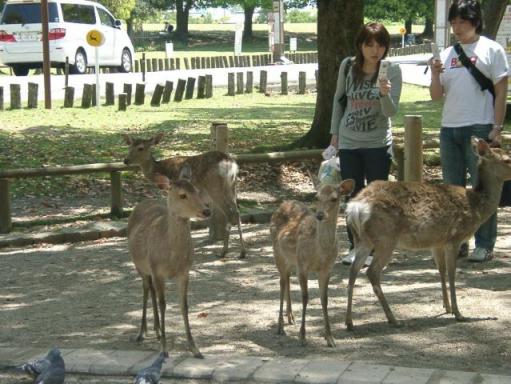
left=352, top=22, right=390, bottom=84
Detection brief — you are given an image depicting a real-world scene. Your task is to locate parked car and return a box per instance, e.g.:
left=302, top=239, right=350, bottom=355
left=0, top=0, right=135, bottom=76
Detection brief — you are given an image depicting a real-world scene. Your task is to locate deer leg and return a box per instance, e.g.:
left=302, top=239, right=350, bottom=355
left=432, top=247, right=451, bottom=314
left=286, top=272, right=295, bottom=324
left=318, top=271, right=335, bottom=348
left=445, top=244, right=466, bottom=321
left=176, top=275, right=203, bottom=358
left=136, top=275, right=150, bottom=342
left=153, top=276, right=169, bottom=357
left=346, top=244, right=372, bottom=331
left=298, top=269, right=308, bottom=346
left=234, top=211, right=246, bottom=259
left=277, top=274, right=287, bottom=335
left=148, top=276, right=161, bottom=339
left=365, top=244, right=399, bottom=326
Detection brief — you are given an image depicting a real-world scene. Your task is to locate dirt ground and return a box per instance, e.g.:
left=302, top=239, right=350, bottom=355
left=1, top=161, right=511, bottom=377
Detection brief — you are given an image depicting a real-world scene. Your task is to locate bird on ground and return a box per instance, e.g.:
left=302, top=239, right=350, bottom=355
left=134, top=353, right=166, bottom=384
left=18, top=347, right=59, bottom=379
left=34, top=347, right=65, bottom=384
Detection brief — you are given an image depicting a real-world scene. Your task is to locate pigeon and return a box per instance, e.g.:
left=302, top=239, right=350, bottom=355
left=34, top=348, right=65, bottom=384
left=134, top=353, right=166, bottom=384
left=18, top=347, right=58, bottom=378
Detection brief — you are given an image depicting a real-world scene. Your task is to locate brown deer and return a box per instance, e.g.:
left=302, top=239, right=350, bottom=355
left=344, top=138, right=511, bottom=331
left=128, top=164, right=209, bottom=358
left=270, top=179, right=355, bottom=347
left=123, top=132, right=246, bottom=259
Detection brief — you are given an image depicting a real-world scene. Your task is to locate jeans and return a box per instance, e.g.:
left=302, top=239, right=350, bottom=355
left=439, top=125, right=497, bottom=250
left=339, top=146, right=392, bottom=249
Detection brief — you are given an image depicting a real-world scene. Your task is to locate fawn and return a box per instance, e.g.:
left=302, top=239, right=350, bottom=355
left=344, top=138, right=511, bottom=330
left=270, top=178, right=355, bottom=347
left=128, top=164, right=209, bottom=358
left=123, top=132, right=246, bottom=259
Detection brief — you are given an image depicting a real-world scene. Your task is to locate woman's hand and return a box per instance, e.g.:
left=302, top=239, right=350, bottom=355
left=379, top=79, right=391, bottom=97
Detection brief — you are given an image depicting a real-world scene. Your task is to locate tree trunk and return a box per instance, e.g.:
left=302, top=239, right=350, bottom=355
left=126, top=19, right=134, bottom=40
left=422, top=16, right=433, bottom=38
left=405, top=19, right=413, bottom=35
left=482, top=0, right=508, bottom=39
left=175, top=0, right=191, bottom=44
left=292, top=0, right=363, bottom=149
left=243, top=5, right=255, bottom=41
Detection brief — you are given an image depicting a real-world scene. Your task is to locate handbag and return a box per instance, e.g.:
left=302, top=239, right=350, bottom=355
left=453, top=43, right=510, bottom=206
left=338, top=57, right=352, bottom=110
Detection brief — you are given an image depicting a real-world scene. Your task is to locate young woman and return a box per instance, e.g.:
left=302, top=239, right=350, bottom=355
left=430, top=0, right=508, bottom=262
left=329, top=22, right=402, bottom=265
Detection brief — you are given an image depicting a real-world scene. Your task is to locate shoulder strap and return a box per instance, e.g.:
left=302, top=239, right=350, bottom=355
left=453, top=43, right=495, bottom=101
left=344, top=57, right=352, bottom=93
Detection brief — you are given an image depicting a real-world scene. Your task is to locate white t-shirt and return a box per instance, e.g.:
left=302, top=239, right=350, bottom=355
left=439, top=35, right=509, bottom=127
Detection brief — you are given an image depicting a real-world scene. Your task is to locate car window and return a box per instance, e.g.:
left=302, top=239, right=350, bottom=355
left=61, top=4, right=95, bottom=24
left=97, top=8, right=114, bottom=28
left=0, top=3, right=59, bottom=24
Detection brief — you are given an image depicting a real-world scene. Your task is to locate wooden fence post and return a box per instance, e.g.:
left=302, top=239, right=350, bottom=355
left=281, top=72, right=288, bottom=95
left=123, top=83, right=132, bottom=105
left=27, top=82, right=38, bottom=108
left=246, top=71, right=253, bottom=93
left=0, top=179, right=11, bottom=234
left=259, top=70, right=267, bottom=93
left=205, top=75, right=213, bottom=98
left=134, top=83, right=146, bottom=105
left=174, top=79, right=186, bottom=102
left=227, top=73, right=235, bottom=96
left=404, top=115, right=423, bottom=182
left=197, top=76, right=206, bottom=99
left=81, top=84, right=93, bottom=108
left=185, top=77, right=195, bottom=99
left=162, top=81, right=174, bottom=103
left=151, top=84, right=164, bottom=106
left=64, top=86, right=74, bottom=108
left=110, top=171, right=123, bottom=218
left=118, top=93, right=127, bottom=111
left=236, top=72, right=244, bottom=94
left=209, top=122, right=229, bottom=242
left=10, top=84, right=21, bottom=109
left=91, top=83, right=97, bottom=106
left=298, top=72, right=306, bottom=94
left=105, top=82, right=115, bottom=106
left=0, top=87, right=3, bottom=111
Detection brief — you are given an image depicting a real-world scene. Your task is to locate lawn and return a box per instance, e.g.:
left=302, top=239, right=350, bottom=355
left=1, top=83, right=440, bottom=198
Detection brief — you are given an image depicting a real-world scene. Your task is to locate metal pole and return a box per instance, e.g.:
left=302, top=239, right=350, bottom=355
left=41, top=0, right=51, bottom=109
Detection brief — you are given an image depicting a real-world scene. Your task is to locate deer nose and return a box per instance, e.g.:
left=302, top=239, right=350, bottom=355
left=203, top=208, right=211, bottom=217
left=316, top=211, right=324, bottom=221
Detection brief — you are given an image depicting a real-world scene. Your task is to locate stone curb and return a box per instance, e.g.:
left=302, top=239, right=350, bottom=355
left=1, top=348, right=509, bottom=384
left=0, top=211, right=273, bottom=249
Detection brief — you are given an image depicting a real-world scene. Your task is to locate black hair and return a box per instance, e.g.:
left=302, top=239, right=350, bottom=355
left=448, top=0, right=483, bottom=34
left=352, top=22, right=390, bottom=84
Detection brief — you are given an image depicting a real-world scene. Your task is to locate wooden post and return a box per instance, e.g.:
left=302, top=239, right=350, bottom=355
left=174, top=79, right=186, bottom=102
left=209, top=123, right=229, bottom=241
left=123, top=83, right=132, bottom=105
left=236, top=72, right=244, bottom=94
left=162, top=81, right=174, bottom=103
left=0, top=87, right=3, bottom=111
left=141, top=53, right=146, bottom=82
left=205, top=75, right=213, bottom=98
left=118, top=93, right=127, bottom=111
left=184, top=57, right=190, bottom=70
left=151, top=84, right=164, bottom=106
left=64, top=86, right=74, bottom=108
left=393, top=144, right=405, bottom=181
left=110, top=171, right=123, bottom=218
left=185, top=77, right=195, bottom=99
left=27, top=82, right=39, bottom=108
left=135, top=60, right=140, bottom=73
left=105, top=82, right=115, bottom=106
left=404, top=115, right=423, bottom=182
left=91, top=83, right=97, bottom=106
left=227, top=73, right=235, bottom=96
left=81, top=84, right=92, bottom=108
left=0, top=179, right=11, bottom=234
left=134, top=83, right=146, bottom=105
left=298, top=72, right=306, bottom=94
left=10, top=84, right=21, bottom=109
left=281, top=72, right=288, bottom=95
left=158, top=58, right=164, bottom=71
left=246, top=71, right=253, bottom=93
left=259, top=70, right=267, bottom=93
left=197, top=76, right=206, bottom=99
left=64, top=56, right=69, bottom=87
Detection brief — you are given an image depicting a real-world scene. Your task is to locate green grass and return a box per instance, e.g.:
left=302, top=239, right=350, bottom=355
left=1, top=84, right=439, bottom=197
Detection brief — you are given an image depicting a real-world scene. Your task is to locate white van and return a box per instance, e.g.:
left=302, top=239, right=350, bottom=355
left=0, top=0, right=135, bottom=76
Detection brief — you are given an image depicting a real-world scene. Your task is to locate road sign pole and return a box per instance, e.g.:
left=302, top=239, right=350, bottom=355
left=95, top=46, right=100, bottom=109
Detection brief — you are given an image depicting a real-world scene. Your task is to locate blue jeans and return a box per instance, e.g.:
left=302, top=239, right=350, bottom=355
left=439, top=125, right=497, bottom=250
left=339, top=146, right=392, bottom=248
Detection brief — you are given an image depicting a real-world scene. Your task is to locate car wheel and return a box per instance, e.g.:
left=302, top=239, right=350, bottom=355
left=119, top=48, right=132, bottom=73
left=70, top=50, right=87, bottom=74
left=12, top=65, right=29, bottom=76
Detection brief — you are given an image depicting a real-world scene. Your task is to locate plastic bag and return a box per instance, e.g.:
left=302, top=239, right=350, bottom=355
left=318, top=157, right=341, bottom=185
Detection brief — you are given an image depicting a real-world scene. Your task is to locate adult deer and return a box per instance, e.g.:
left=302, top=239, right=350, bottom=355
left=123, top=132, right=246, bottom=259
left=128, top=165, right=209, bottom=358
left=344, top=138, right=511, bottom=330
left=271, top=178, right=355, bottom=347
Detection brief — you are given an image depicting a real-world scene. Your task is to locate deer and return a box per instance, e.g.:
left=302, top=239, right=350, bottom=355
left=128, top=164, right=210, bottom=358
left=123, top=132, right=246, bottom=259
left=344, top=138, right=511, bottom=331
left=270, top=178, right=355, bottom=347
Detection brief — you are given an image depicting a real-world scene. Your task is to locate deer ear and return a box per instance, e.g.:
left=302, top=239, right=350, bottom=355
left=339, top=179, right=355, bottom=195
left=122, top=134, right=132, bottom=145
left=306, top=169, right=320, bottom=190
left=153, top=173, right=171, bottom=190
left=152, top=132, right=164, bottom=145
left=472, top=136, right=490, bottom=157
left=179, top=164, right=192, bottom=181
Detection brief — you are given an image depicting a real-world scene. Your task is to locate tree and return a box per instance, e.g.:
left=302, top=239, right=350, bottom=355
left=293, top=0, right=363, bottom=149
left=98, top=0, right=137, bottom=20
left=482, top=0, right=509, bottom=39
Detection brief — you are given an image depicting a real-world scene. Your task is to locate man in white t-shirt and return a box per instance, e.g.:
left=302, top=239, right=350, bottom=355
left=430, top=0, right=509, bottom=262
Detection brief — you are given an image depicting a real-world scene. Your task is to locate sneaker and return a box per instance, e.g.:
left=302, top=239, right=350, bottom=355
left=468, top=247, right=494, bottom=262
left=458, top=242, right=469, bottom=259
left=341, top=249, right=373, bottom=267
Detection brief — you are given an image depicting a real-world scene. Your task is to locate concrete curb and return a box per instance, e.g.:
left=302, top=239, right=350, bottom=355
left=1, top=348, right=509, bottom=384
